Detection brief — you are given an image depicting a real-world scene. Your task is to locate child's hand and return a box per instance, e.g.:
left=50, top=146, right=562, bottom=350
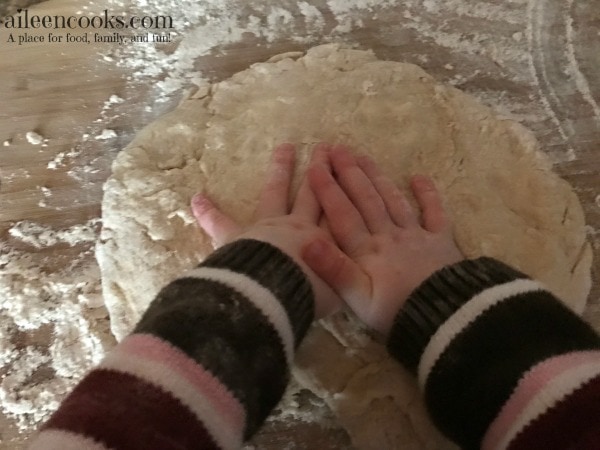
left=191, top=144, right=342, bottom=319
left=302, top=147, right=464, bottom=334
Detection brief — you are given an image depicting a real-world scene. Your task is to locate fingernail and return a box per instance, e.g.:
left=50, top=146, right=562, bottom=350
left=192, top=193, right=208, bottom=206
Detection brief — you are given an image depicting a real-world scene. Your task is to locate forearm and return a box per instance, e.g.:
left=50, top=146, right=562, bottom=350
left=387, top=257, right=600, bottom=450
left=30, top=239, right=315, bottom=450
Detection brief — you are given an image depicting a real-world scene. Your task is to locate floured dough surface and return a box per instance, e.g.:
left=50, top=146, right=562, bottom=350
left=97, top=44, right=592, bottom=449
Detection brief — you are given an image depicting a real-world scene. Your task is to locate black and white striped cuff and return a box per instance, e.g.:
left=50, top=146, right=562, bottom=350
left=200, top=239, right=315, bottom=347
left=387, top=257, right=529, bottom=374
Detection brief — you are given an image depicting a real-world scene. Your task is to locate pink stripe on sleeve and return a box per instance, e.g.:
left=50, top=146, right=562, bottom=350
left=117, top=334, right=245, bottom=434
left=483, top=350, right=600, bottom=450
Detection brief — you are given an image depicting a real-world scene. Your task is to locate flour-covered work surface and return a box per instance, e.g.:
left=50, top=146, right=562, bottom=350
left=1, top=0, right=599, bottom=449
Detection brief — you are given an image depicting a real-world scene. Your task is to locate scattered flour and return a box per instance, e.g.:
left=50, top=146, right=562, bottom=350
left=47, top=149, right=79, bottom=170
left=37, top=187, right=53, bottom=208
left=47, top=154, right=65, bottom=170
left=326, top=0, right=396, bottom=18
left=107, top=95, right=124, bottom=105
left=0, top=229, right=113, bottom=430
left=25, top=131, right=45, bottom=146
left=298, top=2, right=325, bottom=31
left=95, top=129, right=118, bottom=140
left=8, top=219, right=101, bottom=249
left=99, top=95, right=125, bottom=116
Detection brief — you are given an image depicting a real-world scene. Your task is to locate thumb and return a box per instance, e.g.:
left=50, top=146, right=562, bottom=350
left=302, top=238, right=371, bottom=311
left=191, top=194, right=241, bottom=247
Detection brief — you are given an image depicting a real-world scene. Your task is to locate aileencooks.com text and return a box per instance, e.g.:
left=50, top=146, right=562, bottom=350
left=0, top=9, right=174, bottom=30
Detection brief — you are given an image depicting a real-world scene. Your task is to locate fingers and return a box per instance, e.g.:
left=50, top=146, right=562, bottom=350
left=302, top=238, right=371, bottom=313
left=411, top=175, right=448, bottom=233
left=308, top=163, right=369, bottom=252
left=356, top=155, right=419, bottom=228
left=191, top=194, right=241, bottom=246
left=292, top=143, right=331, bottom=221
left=255, top=144, right=296, bottom=219
left=329, top=147, right=393, bottom=233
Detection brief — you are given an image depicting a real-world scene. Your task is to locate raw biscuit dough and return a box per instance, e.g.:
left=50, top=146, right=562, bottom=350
left=97, top=44, right=592, bottom=449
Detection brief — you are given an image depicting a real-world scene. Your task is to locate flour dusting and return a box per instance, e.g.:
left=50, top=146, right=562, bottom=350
left=0, top=228, right=113, bottom=431
left=24, top=131, right=45, bottom=146
left=8, top=219, right=101, bottom=249
left=95, top=129, right=118, bottom=141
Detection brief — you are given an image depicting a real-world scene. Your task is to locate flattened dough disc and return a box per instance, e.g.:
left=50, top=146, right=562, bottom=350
left=97, top=44, right=592, bottom=449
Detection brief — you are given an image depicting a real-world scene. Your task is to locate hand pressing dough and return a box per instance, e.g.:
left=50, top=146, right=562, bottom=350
left=97, top=44, right=592, bottom=449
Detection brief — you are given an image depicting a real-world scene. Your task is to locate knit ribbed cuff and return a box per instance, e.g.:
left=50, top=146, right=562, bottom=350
left=387, top=257, right=527, bottom=374
left=200, top=239, right=316, bottom=347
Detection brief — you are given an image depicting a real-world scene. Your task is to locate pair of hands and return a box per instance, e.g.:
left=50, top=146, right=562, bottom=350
left=192, top=144, right=463, bottom=335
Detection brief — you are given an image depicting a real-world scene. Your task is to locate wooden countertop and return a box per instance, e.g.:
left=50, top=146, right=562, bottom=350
left=1, top=0, right=599, bottom=448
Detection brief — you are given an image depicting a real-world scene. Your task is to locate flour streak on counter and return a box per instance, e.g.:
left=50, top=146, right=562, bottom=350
left=564, top=0, right=600, bottom=122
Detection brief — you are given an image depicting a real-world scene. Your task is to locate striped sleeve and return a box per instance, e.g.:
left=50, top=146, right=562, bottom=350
left=387, top=257, right=600, bottom=450
left=29, top=239, right=315, bottom=450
